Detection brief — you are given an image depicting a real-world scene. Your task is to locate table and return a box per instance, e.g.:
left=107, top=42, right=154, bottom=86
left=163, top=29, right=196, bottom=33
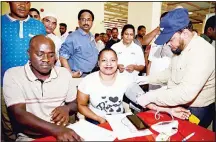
left=33, top=110, right=215, bottom=141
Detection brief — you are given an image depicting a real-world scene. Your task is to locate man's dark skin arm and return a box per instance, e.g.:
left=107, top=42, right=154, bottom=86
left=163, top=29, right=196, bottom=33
left=51, top=100, right=77, bottom=125
left=8, top=102, right=81, bottom=141
left=142, top=27, right=160, bottom=45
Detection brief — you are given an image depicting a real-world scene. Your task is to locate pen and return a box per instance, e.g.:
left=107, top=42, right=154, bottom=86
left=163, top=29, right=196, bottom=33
left=182, top=132, right=195, bottom=142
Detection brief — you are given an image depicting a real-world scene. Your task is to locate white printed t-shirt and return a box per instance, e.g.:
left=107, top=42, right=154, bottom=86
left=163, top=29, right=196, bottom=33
left=78, top=71, right=131, bottom=118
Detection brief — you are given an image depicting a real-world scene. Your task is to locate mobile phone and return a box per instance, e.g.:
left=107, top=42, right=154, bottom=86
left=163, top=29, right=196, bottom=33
left=126, top=114, right=149, bottom=130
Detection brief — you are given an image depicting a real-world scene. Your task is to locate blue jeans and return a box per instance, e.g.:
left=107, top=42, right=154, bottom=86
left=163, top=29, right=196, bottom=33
left=85, top=117, right=100, bottom=125
left=188, top=103, right=215, bottom=131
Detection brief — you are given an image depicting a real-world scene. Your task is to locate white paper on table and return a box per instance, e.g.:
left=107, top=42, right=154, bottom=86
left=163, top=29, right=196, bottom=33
left=67, top=119, right=116, bottom=141
left=105, top=113, right=153, bottom=140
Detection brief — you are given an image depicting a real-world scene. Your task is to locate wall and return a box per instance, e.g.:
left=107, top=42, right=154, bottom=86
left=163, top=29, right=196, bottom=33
left=128, top=2, right=161, bottom=34
left=193, top=23, right=203, bottom=35
left=193, top=13, right=215, bottom=35
left=1, top=2, right=9, bottom=14
left=2, top=2, right=164, bottom=36
left=1, top=2, right=105, bottom=36
left=151, top=2, right=161, bottom=30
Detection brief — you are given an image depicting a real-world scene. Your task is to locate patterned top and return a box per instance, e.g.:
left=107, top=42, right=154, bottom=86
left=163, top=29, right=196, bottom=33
left=78, top=71, right=131, bottom=118
left=1, top=14, right=46, bottom=84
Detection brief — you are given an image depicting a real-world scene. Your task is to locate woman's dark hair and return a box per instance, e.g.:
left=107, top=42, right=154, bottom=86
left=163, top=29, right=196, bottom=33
left=78, top=9, right=94, bottom=21
left=29, top=8, right=40, bottom=15
left=98, top=48, right=117, bottom=61
left=121, top=24, right=135, bottom=36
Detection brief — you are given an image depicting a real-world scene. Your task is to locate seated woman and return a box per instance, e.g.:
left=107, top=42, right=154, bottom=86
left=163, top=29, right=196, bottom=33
left=77, top=48, right=191, bottom=125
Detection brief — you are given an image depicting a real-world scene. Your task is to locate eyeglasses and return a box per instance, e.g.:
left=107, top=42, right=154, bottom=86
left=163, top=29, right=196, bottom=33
left=80, top=18, right=92, bottom=22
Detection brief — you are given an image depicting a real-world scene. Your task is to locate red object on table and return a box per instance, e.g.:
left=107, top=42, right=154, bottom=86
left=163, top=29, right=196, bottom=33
left=33, top=110, right=215, bottom=141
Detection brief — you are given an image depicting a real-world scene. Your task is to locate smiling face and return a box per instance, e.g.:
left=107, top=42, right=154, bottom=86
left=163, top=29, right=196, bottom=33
left=122, top=28, right=134, bottom=45
left=42, top=16, right=57, bottom=34
left=9, top=2, right=31, bottom=20
left=98, top=50, right=118, bottom=75
left=29, top=35, right=56, bottom=77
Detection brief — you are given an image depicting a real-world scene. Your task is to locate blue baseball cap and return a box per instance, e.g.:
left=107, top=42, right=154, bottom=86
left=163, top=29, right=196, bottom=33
left=155, top=8, right=190, bottom=45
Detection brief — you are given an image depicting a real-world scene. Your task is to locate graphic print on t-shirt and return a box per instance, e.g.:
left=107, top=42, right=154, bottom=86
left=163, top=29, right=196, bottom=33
left=96, top=96, right=123, bottom=114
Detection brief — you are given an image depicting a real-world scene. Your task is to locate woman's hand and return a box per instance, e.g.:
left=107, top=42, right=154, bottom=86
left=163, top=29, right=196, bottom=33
left=125, top=64, right=135, bottom=73
left=96, top=116, right=106, bottom=124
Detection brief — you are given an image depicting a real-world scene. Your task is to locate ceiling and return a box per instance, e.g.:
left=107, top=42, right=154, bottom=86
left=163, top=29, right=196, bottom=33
left=104, top=2, right=128, bottom=29
left=162, top=2, right=215, bottom=24
left=104, top=2, right=215, bottom=29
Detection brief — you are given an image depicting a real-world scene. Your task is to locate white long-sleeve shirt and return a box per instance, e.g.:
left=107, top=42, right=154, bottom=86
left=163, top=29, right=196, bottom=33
left=60, top=32, right=69, bottom=43
left=138, top=33, right=215, bottom=107
left=47, top=33, right=62, bottom=66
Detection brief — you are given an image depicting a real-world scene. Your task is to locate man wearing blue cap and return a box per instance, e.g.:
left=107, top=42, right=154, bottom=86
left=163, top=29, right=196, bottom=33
left=126, top=7, right=215, bottom=130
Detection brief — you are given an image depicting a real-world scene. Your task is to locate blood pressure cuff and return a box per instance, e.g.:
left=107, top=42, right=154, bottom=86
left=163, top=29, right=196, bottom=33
left=125, top=83, right=145, bottom=104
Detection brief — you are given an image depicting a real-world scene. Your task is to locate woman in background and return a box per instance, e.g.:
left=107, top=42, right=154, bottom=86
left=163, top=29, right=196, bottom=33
left=111, top=24, right=145, bottom=82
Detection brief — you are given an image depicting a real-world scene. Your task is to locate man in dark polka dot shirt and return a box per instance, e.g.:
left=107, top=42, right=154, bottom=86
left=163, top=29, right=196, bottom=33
left=2, top=2, right=46, bottom=85
left=1, top=2, right=46, bottom=141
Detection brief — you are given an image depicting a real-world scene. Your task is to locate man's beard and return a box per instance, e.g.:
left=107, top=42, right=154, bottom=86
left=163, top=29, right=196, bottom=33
left=171, top=39, right=185, bottom=55
left=137, top=34, right=143, bottom=38
left=171, top=48, right=182, bottom=55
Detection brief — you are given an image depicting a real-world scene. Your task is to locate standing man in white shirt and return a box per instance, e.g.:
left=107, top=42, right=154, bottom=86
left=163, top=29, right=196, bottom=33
left=42, top=13, right=62, bottom=66
left=59, top=23, right=69, bottom=43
